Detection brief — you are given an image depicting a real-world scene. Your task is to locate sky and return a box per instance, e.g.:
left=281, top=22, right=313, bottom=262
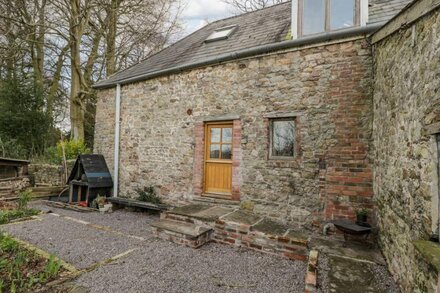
left=180, top=0, right=234, bottom=36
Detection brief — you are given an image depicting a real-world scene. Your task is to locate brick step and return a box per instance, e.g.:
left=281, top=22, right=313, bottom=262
left=151, top=219, right=213, bottom=249
left=215, top=211, right=309, bottom=261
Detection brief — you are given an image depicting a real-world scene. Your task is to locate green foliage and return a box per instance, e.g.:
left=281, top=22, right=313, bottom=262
left=0, top=138, right=27, bottom=159
left=40, top=255, right=61, bottom=282
left=0, top=209, right=39, bottom=225
left=41, top=139, right=91, bottom=164
left=0, top=233, right=62, bottom=292
left=17, top=190, right=32, bottom=210
left=356, top=208, right=369, bottom=216
left=92, top=195, right=107, bottom=209
left=137, top=186, right=162, bottom=204
left=0, top=78, right=54, bottom=158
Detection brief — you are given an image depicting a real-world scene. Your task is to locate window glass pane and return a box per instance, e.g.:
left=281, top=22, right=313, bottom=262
left=331, top=0, right=355, bottom=30
left=210, top=128, right=221, bottom=143
left=210, top=144, right=220, bottom=159
left=222, top=144, right=232, bottom=160
left=272, top=120, right=295, bottom=157
left=303, top=0, right=325, bottom=35
left=222, top=128, right=232, bottom=143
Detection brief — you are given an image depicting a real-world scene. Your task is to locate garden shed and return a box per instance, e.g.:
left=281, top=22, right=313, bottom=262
left=67, top=154, right=113, bottom=206
left=0, top=157, right=31, bottom=198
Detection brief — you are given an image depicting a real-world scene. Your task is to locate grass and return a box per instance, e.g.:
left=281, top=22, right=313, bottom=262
left=0, top=190, right=39, bottom=225
left=0, top=209, right=40, bottom=225
left=0, top=233, right=63, bottom=293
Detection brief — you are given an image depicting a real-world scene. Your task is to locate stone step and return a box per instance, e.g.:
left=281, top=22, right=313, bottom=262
left=162, top=204, right=234, bottom=228
left=215, top=211, right=309, bottom=261
left=151, top=219, right=213, bottom=249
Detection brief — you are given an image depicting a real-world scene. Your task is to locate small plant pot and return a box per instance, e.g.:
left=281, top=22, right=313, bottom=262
left=99, top=203, right=113, bottom=213
left=356, top=214, right=368, bottom=225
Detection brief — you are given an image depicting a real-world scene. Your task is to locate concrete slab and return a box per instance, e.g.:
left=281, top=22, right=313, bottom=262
left=221, top=210, right=262, bottom=226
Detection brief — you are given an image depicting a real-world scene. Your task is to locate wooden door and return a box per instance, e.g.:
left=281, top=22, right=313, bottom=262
left=204, top=123, right=233, bottom=197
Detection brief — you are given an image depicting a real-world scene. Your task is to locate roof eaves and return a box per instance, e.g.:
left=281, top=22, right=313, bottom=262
left=93, top=23, right=384, bottom=90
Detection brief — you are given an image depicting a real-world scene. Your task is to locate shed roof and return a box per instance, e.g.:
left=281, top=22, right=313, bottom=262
left=93, top=0, right=412, bottom=89
left=0, top=157, right=30, bottom=166
left=67, top=155, right=113, bottom=188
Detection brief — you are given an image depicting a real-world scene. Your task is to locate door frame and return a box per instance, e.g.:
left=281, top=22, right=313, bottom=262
left=203, top=121, right=234, bottom=198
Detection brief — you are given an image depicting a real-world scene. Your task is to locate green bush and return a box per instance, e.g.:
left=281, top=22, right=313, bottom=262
left=137, top=186, right=162, bottom=204
left=42, top=139, right=91, bottom=164
left=0, top=137, right=27, bottom=159
left=17, top=190, right=32, bottom=210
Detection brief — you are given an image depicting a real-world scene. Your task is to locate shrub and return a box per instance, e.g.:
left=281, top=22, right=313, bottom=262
left=0, top=137, right=27, bottom=159
left=42, top=139, right=91, bottom=164
left=17, top=190, right=32, bottom=210
left=137, top=186, right=162, bottom=204
left=92, top=195, right=107, bottom=209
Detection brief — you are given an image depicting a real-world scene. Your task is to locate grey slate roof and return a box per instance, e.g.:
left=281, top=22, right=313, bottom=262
left=94, top=0, right=413, bottom=89
left=369, top=0, right=413, bottom=24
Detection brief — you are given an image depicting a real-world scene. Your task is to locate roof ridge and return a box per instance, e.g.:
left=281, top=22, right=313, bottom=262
left=208, top=1, right=291, bottom=25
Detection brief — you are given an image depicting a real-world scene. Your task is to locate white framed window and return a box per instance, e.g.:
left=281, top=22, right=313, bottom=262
left=269, top=118, right=296, bottom=159
left=292, top=0, right=368, bottom=39
left=205, top=25, right=237, bottom=43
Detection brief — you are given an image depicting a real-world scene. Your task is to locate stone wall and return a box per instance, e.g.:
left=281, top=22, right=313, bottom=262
left=94, top=37, right=374, bottom=227
left=28, top=161, right=75, bottom=187
left=373, top=5, right=440, bottom=293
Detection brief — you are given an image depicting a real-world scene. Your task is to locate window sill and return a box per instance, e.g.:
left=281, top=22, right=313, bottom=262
left=266, top=158, right=301, bottom=168
left=413, top=240, right=440, bottom=273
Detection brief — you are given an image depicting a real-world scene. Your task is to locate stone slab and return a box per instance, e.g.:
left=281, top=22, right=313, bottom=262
left=221, top=210, right=262, bottom=226
left=251, top=218, right=289, bottom=236
left=191, top=206, right=235, bottom=221
left=151, top=219, right=212, bottom=238
left=285, top=230, right=308, bottom=246
left=309, top=237, right=385, bottom=265
left=168, top=204, right=213, bottom=216
left=326, top=254, right=396, bottom=293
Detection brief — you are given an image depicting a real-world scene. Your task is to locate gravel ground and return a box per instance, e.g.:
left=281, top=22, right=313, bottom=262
left=74, top=241, right=306, bottom=293
left=0, top=214, right=141, bottom=269
left=1, top=202, right=307, bottom=292
left=316, top=254, right=330, bottom=293
left=30, top=201, right=158, bottom=239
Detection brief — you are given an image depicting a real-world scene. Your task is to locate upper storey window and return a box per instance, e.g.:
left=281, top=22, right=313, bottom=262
left=296, top=0, right=364, bottom=38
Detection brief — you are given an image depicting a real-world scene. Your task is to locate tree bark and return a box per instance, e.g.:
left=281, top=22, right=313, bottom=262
left=105, top=0, right=118, bottom=76
left=69, top=0, right=85, bottom=141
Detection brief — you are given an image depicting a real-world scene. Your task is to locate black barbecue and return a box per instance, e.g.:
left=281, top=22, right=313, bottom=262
left=67, top=154, right=113, bottom=206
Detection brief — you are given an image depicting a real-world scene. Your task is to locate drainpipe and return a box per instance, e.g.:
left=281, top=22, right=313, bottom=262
left=113, top=84, right=121, bottom=197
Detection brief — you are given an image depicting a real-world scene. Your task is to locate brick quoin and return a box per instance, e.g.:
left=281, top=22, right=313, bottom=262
left=322, top=57, right=373, bottom=222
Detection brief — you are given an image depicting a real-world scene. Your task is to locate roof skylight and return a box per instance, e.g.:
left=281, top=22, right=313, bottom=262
left=205, top=25, right=237, bottom=43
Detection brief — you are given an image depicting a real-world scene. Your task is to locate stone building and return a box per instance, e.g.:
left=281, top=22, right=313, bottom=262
left=93, top=0, right=440, bottom=291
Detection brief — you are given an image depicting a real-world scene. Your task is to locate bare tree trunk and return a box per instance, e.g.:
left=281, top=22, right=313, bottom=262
left=69, top=0, right=85, bottom=141
left=105, top=0, right=118, bottom=76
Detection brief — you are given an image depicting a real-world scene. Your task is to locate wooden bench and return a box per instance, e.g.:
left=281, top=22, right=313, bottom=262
left=107, top=197, right=169, bottom=212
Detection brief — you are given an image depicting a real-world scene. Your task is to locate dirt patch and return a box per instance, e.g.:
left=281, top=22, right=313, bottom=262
left=0, top=201, right=17, bottom=210
left=0, top=233, right=67, bottom=292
